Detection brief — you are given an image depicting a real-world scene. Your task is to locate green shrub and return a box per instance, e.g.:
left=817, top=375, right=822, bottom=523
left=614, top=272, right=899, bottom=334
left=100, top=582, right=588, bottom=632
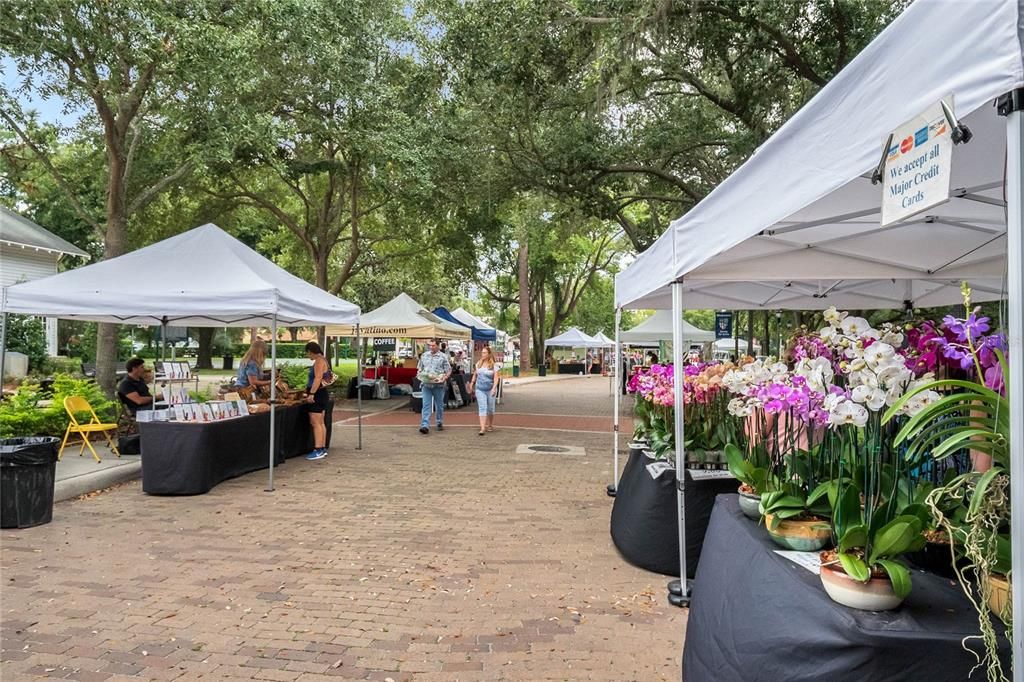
left=37, top=356, right=85, bottom=377
left=5, top=315, right=47, bottom=371
left=0, top=374, right=115, bottom=439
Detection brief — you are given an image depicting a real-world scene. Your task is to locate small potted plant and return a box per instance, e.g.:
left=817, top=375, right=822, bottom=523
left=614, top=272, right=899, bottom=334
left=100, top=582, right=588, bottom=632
left=725, top=443, right=767, bottom=520
left=819, top=483, right=927, bottom=611
left=760, top=483, right=832, bottom=552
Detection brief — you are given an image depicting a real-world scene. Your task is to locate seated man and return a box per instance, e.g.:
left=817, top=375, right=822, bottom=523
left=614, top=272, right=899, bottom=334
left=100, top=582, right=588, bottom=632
left=118, top=357, right=153, bottom=416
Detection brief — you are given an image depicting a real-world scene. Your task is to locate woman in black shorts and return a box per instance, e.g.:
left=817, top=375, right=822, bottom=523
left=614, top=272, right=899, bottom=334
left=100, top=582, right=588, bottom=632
left=304, top=341, right=333, bottom=461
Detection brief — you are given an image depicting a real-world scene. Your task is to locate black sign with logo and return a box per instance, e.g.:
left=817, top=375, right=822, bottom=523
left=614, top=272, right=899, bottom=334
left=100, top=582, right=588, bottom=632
left=372, top=337, right=397, bottom=352
left=714, top=312, right=733, bottom=340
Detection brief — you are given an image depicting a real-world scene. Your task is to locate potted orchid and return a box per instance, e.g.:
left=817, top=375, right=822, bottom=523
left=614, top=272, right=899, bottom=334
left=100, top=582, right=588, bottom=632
left=884, top=288, right=1011, bottom=679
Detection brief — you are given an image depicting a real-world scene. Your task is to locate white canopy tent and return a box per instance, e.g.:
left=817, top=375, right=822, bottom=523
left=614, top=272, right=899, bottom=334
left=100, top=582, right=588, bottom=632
left=325, top=292, right=470, bottom=340
left=451, top=307, right=508, bottom=345
left=619, top=311, right=715, bottom=345
left=591, top=331, right=615, bottom=347
left=1, top=223, right=361, bottom=491
left=543, top=327, right=602, bottom=349
left=610, top=0, right=1024, bottom=640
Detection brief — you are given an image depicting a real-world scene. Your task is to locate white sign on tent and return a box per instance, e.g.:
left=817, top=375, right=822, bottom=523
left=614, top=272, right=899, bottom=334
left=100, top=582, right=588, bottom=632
left=881, top=96, right=954, bottom=226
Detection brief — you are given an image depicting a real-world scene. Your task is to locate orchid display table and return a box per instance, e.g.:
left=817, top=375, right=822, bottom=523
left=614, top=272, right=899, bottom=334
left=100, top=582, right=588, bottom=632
left=683, top=495, right=1009, bottom=681
left=138, top=402, right=333, bottom=495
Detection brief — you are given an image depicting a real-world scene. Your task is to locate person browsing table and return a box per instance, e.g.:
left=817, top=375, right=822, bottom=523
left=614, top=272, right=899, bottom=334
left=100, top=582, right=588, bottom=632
left=118, top=357, right=153, bottom=416
left=469, top=345, right=501, bottom=435
left=417, top=338, right=451, bottom=434
left=303, top=341, right=333, bottom=460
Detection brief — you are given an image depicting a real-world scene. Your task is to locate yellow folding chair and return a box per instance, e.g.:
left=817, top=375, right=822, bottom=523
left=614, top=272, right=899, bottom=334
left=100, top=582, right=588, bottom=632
left=59, top=396, right=121, bottom=463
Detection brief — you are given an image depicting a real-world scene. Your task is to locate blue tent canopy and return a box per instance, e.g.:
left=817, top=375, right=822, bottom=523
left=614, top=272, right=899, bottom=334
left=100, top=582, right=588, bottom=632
left=432, top=306, right=497, bottom=342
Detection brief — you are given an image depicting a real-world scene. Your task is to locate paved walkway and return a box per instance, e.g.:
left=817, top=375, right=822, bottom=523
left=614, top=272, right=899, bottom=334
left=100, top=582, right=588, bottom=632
left=1, top=378, right=679, bottom=681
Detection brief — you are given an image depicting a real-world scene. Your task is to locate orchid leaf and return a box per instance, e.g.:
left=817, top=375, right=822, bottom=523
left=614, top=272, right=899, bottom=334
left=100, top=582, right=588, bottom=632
left=837, top=552, right=869, bottom=582
left=877, top=559, right=912, bottom=599
left=870, top=516, right=923, bottom=564
left=838, top=524, right=868, bottom=553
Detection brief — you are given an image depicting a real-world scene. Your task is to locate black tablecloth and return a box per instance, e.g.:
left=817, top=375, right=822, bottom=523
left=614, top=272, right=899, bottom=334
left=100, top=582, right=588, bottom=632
left=611, top=447, right=737, bottom=577
left=139, top=402, right=333, bottom=495
left=683, top=494, right=1010, bottom=681
left=557, top=362, right=600, bottom=375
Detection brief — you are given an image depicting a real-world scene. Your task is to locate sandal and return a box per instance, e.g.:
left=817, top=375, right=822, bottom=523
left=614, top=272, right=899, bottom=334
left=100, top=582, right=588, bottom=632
left=478, top=430, right=485, bottom=436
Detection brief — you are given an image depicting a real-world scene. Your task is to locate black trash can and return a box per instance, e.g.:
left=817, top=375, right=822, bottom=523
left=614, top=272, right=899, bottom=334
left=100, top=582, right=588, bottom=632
left=222, top=354, right=234, bottom=371
left=0, top=437, right=60, bottom=529
left=538, top=364, right=547, bottom=377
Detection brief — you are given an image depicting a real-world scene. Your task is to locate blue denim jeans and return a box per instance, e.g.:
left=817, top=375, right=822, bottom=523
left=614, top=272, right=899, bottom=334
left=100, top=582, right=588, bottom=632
left=475, top=389, right=496, bottom=416
left=420, top=383, right=446, bottom=428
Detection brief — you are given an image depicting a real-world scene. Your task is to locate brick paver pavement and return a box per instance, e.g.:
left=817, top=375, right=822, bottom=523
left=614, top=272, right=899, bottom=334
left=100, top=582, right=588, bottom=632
left=1, top=378, right=680, bottom=681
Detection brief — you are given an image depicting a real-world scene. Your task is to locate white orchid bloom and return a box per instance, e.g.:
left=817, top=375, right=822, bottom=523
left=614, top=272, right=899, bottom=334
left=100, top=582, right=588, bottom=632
left=841, top=316, right=872, bottom=337
left=819, top=326, right=838, bottom=342
left=881, top=330, right=905, bottom=347
left=823, top=306, right=846, bottom=325
left=863, top=342, right=896, bottom=369
left=828, top=400, right=869, bottom=428
left=823, top=392, right=845, bottom=412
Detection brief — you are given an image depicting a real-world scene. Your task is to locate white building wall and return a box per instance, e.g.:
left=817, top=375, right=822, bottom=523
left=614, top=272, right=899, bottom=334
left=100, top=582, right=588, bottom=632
left=1, top=243, right=61, bottom=355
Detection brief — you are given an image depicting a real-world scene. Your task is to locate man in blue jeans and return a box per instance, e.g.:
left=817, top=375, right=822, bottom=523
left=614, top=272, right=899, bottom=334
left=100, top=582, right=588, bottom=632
left=417, top=338, right=451, bottom=434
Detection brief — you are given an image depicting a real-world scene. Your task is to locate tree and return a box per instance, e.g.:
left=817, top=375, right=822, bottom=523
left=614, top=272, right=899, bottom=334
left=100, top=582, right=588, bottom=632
left=1, top=0, right=242, bottom=392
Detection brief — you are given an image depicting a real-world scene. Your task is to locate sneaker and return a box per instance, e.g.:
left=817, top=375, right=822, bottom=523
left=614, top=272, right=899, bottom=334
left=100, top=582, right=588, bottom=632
left=419, top=427, right=429, bottom=435
left=436, top=423, right=444, bottom=431
left=306, top=449, right=326, bottom=461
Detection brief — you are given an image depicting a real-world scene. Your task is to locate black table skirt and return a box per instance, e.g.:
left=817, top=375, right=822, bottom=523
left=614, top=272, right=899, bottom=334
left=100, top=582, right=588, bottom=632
left=683, top=494, right=1010, bottom=681
left=611, top=447, right=736, bottom=577
left=139, top=402, right=333, bottom=495
left=557, top=362, right=600, bottom=375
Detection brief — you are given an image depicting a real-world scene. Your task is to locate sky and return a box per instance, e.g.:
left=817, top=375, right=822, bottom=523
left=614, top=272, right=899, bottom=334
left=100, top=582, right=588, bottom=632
left=2, top=56, right=82, bottom=129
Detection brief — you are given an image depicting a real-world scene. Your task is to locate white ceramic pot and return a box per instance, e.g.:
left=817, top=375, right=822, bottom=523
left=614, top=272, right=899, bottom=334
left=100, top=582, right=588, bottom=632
left=737, top=489, right=761, bottom=520
left=819, top=562, right=904, bottom=611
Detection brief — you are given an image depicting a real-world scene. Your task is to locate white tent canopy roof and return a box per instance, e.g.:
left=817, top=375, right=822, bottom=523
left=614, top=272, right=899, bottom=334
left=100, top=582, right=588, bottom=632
left=615, top=0, right=1024, bottom=311
left=451, top=307, right=508, bottom=343
left=620, top=310, right=716, bottom=344
left=544, top=327, right=601, bottom=348
left=1, top=223, right=359, bottom=326
left=592, top=331, right=615, bottom=347
left=326, top=292, right=470, bottom=339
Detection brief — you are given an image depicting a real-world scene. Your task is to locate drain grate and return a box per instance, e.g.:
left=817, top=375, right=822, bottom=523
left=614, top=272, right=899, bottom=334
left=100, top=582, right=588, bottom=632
left=515, top=443, right=586, bottom=456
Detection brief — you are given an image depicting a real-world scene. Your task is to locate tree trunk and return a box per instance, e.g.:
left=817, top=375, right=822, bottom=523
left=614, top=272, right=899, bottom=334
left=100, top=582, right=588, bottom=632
left=763, top=311, right=771, bottom=358
left=287, top=327, right=299, bottom=342
left=747, top=310, right=755, bottom=356
left=195, top=327, right=215, bottom=370
left=95, top=157, right=128, bottom=395
left=517, top=240, right=531, bottom=373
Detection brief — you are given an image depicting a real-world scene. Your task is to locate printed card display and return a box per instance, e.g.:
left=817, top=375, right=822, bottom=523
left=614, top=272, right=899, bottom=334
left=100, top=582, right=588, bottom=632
left=773, top=550, right=822, bottom=575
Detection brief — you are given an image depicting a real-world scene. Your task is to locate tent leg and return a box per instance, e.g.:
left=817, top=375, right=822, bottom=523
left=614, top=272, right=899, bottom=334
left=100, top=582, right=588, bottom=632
left=267, top=312, right=278, bottom=492
left=0, top=290, right=8, bottom=390
left=1003, top=96, right=1024, bottom=682
left=668, top=280, right=690, bottom=607
left=608, top=308, right=621, bottom=497
left=356, top=325, right=363, bottom=451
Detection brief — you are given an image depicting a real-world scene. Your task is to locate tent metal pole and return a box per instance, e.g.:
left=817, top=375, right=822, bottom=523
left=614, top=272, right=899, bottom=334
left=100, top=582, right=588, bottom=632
left=267, top=306, right=278, bottom=492
left=608, top=308, right=621, bottom=497
left=0, top=288, right=8, bottom=389
left=668, top=280, right=690, bottom=607
left=356, top=325, right=363, bottom=451
left=1002, top=95, right=1024, bottom=682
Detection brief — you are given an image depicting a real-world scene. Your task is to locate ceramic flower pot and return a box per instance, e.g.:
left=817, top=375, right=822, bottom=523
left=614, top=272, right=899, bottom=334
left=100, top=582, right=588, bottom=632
left=763, top=513, right=831, bottom=551
left=986, top=573, right=1011, bottom=623
left=737, top=487, right=761, bottom=520
left=819, top=560, right=904, bottom=611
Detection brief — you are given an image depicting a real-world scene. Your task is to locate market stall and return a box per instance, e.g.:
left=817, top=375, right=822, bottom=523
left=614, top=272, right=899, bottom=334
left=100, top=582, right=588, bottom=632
left=139, top=401, right=333, bottom=495
left=612, top=0, right=1023, bottom=675
left=1, top=223, right=360, bottom=493
left=544, top=327, right=603, bottom=374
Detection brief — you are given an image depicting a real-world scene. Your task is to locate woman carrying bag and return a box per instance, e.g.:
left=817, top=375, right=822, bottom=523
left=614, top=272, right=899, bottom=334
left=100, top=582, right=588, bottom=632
left=469, top=345, right=500, bottom=436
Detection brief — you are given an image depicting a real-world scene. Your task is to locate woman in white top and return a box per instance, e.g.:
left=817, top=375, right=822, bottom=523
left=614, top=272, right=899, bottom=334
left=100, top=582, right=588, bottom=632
left=469, top=346, right=500, bottom=436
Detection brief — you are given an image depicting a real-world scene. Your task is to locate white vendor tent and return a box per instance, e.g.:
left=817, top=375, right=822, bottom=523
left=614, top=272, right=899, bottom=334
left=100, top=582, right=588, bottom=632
left=609, top=0, right=1024, bottom=636
left=543, top=327, right=601, bottom=349
left=451, top=307, right=508, bottom=345
left=619, top=311, right=715, bottom=345
left=2, top=223, right=359, bottom=326
left=591, top=331, right=615, bottom=347
left=325, top=292, right=470, bottom=340
left=0, top=223, right=361, bottom=492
